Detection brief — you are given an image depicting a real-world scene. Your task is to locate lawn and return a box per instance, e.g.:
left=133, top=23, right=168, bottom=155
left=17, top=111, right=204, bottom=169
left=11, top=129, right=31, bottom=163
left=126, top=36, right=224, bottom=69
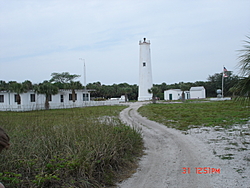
left=0, top=106, right=143, bottom=188
left=138, top=101, right=250, bottom=130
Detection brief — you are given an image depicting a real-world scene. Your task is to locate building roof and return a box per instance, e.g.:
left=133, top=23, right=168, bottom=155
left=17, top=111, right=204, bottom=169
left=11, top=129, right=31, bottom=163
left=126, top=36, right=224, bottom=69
left=190, top=86, right=205, bottom=91
left=165, top=89, right=181, bottom=92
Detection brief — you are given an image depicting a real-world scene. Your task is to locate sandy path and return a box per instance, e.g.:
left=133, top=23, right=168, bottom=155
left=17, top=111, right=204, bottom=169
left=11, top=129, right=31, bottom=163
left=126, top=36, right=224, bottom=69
left=117, top=102, right=235, bottom=188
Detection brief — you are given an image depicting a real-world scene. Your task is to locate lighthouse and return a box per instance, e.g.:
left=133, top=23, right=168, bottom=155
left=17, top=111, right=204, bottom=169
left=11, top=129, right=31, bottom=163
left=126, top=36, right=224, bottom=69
left=138, top=38, right=153, bottom=101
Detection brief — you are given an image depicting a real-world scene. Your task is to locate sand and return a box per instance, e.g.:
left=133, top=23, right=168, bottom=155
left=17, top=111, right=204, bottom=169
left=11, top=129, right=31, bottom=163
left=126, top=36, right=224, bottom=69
left=117, top=102, right=250, bottom=188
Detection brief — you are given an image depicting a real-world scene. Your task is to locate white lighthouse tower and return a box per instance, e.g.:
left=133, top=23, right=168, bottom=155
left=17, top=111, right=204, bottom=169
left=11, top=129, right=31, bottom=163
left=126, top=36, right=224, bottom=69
left=138, top=38, right=153, bottom=101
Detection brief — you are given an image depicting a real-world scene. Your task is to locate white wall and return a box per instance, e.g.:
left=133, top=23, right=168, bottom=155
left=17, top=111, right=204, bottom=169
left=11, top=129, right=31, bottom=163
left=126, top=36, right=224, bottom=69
left=164, top=89, right=191, bottom=100
left=164, top=89, right=182, bottom=100
left=138, top=39, right=153, bottom=101
left=0, top=90, right=119, bottom=111
left=190, top=87, right=206, bottom=99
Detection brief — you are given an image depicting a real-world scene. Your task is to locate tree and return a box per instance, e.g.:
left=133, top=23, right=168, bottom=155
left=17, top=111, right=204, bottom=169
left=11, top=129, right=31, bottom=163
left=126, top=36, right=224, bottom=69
left=0, top=80, right=8, bottom=91
left=66, top=81, right=83, bottom=102
left=22, top=80, right=33, bottom=91
left=148, top=86, right=160, bottom=104
left=129, top=84, right=138, bottom=100
left=179, top=83, right=190, bottom=102
left=232, top=36, right=250, bottom=103
left=35, top=81, right=59, bottom=110
left=50, top=72, right=82, bottom=102
left=50, top=72, right=80, bottom=84
left=120, top=87, right=132, bottom=102
left=9, top=82, right=25, bottom=105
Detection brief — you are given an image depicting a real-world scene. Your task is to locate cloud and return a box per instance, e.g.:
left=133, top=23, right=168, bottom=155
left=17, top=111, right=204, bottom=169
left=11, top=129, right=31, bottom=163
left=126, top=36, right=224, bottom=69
left=0, top=0, right=250, bottom=84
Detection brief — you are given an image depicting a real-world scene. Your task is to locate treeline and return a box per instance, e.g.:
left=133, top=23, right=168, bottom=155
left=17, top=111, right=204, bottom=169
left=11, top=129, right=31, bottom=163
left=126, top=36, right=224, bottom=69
left=0, top=71, right=240, bottom=101
left=88, top=71, right=240, bottom=100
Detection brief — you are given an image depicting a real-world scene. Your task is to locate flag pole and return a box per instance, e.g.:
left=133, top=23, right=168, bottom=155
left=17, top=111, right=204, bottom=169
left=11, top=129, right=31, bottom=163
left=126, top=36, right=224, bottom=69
left=222, top=65, right=224, bottom=98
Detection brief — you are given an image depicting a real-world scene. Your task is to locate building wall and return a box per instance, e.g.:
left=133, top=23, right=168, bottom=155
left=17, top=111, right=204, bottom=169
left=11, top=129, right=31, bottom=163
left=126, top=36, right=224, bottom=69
left=164, top=89, right=195, bottom=100
left=0, top=90, right=118, bottom=111
left=189, top=87, right=206, bottom=99
left=164, top=89, right=182, bottom=100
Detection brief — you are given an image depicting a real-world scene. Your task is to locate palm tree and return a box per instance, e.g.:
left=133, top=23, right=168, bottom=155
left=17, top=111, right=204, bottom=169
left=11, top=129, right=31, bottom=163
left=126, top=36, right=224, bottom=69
left=9, top=82, right=25, bottom=105
left=35, top=81, right=59, bottom=110
left=148, top=86, right=160, bottom=104
left=22, top=80, right=33, bottom=91
left=50, top=72, right=82, bottom=103
left=232, top=36, right=250, bottom=104
left=0, top=80, right=8, bottom=91
left=180, top=83, right=190, bottom=102
left=120, top=87, right=132, bottom=102
left=66, top=81, right=83, bottom=102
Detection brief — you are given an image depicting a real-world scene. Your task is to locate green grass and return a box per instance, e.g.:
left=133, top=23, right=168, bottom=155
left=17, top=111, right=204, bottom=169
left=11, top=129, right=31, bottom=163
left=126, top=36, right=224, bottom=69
left=138, top=101, right=250, bottom=131
left=0, top=106, right=143, bottom=188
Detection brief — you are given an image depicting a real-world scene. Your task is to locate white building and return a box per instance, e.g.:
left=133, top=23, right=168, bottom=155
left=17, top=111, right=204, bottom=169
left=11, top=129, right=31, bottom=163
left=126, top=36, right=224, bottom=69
left=138, top=38, right=153, bottom=101
left=164, top=86, right=206, bottom=100
left=189, top=86, right=206, bottom=99
left=0, top=89, right=119, bottom=111
left=164, top=89, right=190, bottom=100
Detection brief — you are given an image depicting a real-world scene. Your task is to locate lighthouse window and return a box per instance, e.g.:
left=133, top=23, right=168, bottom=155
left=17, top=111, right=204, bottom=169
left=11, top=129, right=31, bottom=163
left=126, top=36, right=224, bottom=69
left=143, top=62, right=146, bottom=67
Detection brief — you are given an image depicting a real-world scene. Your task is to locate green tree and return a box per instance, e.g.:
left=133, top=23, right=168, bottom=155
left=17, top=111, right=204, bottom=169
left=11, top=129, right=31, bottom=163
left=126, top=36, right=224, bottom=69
left=120, top=87, right=132, bottom=102
left=66, top=81, right=83, bottom=102
left=179, top=82, right=190, bottom=102
left=35, top=81, right=59, bottom=110
left=232, top=36, right=250, bottom=103
left=0, top=80, right=8, bottom=91
left=9, top=82, right=25, bottom=105
left=50, top=72, right=80, bottom=84
left=129, top=84, right=138, bottom=100
left=148, top=86, right=160, bottom=104
left=22, top=80, right=33, bottom=90
left=50, top=72, right=82, bottom=102
left=87, top=82, right=102, bottom=98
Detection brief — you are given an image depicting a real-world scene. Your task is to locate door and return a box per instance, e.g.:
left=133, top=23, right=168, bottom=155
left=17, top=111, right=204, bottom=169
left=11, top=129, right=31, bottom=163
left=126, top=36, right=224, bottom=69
left=169, top=94, right=172, bottom=100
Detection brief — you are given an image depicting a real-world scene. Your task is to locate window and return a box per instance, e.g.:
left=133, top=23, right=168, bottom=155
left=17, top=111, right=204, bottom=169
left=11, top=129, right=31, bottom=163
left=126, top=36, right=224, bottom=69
left=0, top=95, right=4, bottom=103
left=83, top=93, right=89, bottom=101
left=14, top=94, right=21, bottom=104
left=60, top=95, right=64, bottom=103
left=14, top=94, right=18, bottom=102
left=143, top=62, right=146, bottom=67
left=69, top=93, right=77, bottom=101
left=30, top=94, right=35, bottom=102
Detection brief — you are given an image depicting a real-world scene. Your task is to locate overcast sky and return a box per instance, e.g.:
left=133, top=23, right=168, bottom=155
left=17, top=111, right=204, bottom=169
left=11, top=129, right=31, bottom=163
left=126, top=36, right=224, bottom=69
left=0, top=0, right=250, bottom=85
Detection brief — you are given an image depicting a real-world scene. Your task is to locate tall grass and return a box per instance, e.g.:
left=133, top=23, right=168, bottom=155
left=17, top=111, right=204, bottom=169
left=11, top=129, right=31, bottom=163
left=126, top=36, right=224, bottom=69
left=0, top=106, right=143, bottom=187
left=138, top=101, right=250, bottom=130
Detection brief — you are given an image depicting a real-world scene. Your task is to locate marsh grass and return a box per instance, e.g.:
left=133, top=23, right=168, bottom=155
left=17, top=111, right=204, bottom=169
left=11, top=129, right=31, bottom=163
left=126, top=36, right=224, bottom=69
left=138, top=101, right=250, bottom=131
left=0, top=106, right=143, bottom=187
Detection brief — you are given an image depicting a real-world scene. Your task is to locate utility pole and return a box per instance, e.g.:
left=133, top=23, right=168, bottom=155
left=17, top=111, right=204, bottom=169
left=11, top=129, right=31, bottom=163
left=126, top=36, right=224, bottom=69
left=79, top=58, right=86, bottom=91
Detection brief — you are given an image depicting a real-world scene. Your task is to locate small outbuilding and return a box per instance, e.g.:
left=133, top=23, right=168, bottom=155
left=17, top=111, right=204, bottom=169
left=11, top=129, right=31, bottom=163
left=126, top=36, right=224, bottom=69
left=189, top=86, right=206, bottom=99
left=164, top=89, right=190, bottom=100
left=164, top=86, right=206, bottom=100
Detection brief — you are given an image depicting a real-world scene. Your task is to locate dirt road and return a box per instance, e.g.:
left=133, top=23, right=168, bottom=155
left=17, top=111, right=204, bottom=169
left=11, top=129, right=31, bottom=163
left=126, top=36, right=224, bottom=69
left=117, top=102, right=240, bottom=188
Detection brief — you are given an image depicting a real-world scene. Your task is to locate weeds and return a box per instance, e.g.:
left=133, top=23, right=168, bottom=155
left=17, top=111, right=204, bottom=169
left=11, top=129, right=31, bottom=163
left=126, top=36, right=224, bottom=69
left=0, top=106, right=143, bottom=187
left=217, top=154, right=234, bottom=160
